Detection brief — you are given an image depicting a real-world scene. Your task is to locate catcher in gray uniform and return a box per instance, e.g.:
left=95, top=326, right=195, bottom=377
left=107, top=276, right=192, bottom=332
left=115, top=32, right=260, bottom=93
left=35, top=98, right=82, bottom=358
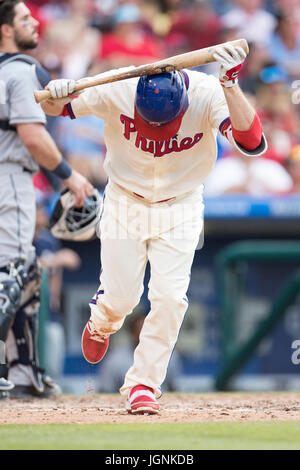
left=0, top=0, right=94, bottom=398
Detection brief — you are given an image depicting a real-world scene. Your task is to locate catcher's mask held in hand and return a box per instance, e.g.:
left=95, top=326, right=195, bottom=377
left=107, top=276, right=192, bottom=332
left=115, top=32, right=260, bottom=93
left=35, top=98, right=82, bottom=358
left=50, top=189, right=102, bottom=241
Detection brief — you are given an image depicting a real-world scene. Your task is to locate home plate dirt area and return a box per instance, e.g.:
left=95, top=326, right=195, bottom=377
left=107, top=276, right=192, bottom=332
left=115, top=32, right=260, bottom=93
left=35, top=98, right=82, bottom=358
left=1, top=393, right=300, bottom=424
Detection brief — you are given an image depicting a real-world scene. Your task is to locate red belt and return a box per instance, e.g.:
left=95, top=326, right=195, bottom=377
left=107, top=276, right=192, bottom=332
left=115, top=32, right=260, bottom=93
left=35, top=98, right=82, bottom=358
left=133, top=193, right=175, bottom=204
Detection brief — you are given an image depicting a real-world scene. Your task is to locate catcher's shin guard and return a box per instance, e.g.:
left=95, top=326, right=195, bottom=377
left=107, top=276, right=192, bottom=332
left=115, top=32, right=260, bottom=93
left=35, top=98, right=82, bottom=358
left=0, top=268, right=23, bottom=398
left=0, top=339, right=14, bottom=399
left=5, top=250, right=45, bottom=393
left=7, top=289, right=44, bottom=394
left=0, top=271, right=22, bottom=342
left=6, top=254, right=62, bottom=398
left=0, top=250, right=40, bottom=342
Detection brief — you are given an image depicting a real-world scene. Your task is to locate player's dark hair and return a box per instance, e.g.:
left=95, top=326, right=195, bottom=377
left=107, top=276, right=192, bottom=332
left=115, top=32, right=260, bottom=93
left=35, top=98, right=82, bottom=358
left=0, top=0, right=22, bottom=41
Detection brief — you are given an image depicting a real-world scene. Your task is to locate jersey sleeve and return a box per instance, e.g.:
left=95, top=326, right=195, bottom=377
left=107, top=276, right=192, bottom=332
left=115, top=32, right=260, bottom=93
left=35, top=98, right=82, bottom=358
left=69, top=84, right=111, bottom=120
left=68, top=66, right=137, bottom=120
left=8, top=63, right=46, bottom=126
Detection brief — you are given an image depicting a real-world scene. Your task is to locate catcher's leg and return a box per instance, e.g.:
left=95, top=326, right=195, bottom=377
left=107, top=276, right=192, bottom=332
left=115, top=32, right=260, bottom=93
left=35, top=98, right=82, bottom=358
left=0, top=337, right=14, bottom=398
left=0, top=173, right=37, bottom=397
left=6, top=253, right=61, bottom=398
left=0, top=266, right=24, bottom=398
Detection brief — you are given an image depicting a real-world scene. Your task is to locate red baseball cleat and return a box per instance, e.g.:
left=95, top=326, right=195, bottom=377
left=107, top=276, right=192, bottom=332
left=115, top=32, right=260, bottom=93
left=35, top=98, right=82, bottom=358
left=81, top=318, right=109, bottom=364
left=126, top=385, right=160, bottom=415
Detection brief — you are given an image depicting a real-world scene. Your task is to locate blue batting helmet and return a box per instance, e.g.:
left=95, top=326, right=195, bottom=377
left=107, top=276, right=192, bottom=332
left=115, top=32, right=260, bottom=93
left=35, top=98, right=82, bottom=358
left=134, top=71, right=189, bottom=141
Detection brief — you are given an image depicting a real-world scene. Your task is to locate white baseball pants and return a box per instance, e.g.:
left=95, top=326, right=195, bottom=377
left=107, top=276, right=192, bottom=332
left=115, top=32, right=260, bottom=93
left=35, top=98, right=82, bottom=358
left=90, top=181, right=204, bottom=398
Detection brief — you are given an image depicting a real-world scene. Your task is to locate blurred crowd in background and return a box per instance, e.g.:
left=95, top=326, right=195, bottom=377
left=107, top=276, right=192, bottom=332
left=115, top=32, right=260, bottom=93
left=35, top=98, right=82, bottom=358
left=24, top=0, right=300, bottom=390
left=26, top=0, right=300, bottom=202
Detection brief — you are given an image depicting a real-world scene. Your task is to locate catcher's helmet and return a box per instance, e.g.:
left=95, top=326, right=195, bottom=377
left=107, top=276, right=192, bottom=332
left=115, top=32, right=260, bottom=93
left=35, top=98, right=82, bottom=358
left=49, top=189, right=102, bottom=241
left=134, top=71, right=189, bottom=141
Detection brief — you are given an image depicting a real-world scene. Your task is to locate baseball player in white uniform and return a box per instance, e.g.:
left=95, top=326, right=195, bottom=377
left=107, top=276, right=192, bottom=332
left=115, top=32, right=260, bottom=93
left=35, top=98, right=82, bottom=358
left=43, top=43, right=267, bottom=414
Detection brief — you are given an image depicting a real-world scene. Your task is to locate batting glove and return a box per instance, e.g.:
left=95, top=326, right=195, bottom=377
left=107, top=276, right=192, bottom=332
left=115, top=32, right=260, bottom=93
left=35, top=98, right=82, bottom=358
left=46, top=79, right=79, bottom=105
left=213, top=45, right=247, bottom=88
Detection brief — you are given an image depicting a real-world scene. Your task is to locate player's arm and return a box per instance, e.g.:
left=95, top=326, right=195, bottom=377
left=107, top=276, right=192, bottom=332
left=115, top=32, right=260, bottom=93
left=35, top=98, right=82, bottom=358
left=17, top=122, right=93, bottom=206
left=9, top=69, right=93, bottom=206
left=17, top=123, right=64, bottom=169
left=213, top=45, right=265, bottom=153
left=43, top=69, right=133, bottom=119
left=223, top=85, right=255, bottom=132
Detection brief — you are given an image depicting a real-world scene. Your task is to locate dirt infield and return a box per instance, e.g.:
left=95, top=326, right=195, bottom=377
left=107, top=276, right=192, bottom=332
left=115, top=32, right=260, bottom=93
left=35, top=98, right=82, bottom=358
left=1, top=393, right=300, bottom=424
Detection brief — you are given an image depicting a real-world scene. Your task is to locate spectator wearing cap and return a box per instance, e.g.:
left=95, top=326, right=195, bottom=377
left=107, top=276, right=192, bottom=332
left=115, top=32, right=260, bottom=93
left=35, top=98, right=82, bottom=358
left=98, top=3, right=165, bottom=67
left=222, top=0, right=277, bottom=46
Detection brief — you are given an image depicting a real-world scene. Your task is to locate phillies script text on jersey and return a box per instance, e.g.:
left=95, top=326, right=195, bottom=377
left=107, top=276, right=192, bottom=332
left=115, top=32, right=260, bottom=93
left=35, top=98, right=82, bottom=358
left=120, top=114, right=204, bottom=158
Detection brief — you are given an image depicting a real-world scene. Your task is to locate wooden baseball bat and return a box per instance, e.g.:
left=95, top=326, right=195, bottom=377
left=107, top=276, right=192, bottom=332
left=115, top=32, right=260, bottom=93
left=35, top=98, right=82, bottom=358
left=34, top=38, right=249, bottom=104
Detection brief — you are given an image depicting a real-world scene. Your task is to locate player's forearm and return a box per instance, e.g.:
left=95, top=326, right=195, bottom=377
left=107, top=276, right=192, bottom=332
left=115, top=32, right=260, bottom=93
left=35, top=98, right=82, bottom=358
left=223, top=85, right=256, bottom=131
left=17, top=123, right=64, bottom=170
left=41, top=100, right=64, bottom=116
left=223, top=85, right=263, bottom=151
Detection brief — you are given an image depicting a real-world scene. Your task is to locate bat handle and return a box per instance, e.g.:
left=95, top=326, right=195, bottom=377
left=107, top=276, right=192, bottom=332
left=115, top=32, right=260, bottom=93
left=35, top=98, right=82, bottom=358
left=34, top=89, right=51, bottom=103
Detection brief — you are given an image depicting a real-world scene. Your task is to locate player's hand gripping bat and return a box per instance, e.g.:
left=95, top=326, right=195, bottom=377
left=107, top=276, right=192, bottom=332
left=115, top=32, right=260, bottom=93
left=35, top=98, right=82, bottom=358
left=34, top=39, right=249, bottom=104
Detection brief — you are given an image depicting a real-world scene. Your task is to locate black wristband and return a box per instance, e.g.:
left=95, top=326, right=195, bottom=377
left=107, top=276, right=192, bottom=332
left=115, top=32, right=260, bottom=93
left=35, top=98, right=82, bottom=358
left=52, top=160, right=72, bottom=179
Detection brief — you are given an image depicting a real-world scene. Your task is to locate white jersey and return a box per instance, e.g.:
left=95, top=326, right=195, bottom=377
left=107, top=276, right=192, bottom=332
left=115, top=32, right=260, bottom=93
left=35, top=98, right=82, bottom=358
left=67, top=69, right=266, bottom=203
